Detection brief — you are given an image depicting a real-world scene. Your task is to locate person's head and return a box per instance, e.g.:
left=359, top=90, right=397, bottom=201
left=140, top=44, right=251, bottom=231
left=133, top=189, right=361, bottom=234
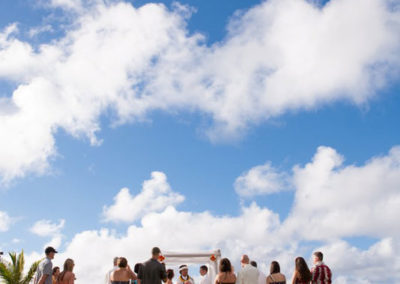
left=295, top=257, right=311, bottom=282
left=250, top=261, right=257, bottom=268
left=179, top=265, right=189, bottom=277
left=200, top=265, right=208, bottom=276
left=313, top=251, right=323, bottom=264
left=134, top=263, right=143, bottom=274
left=269, top=261, right=280, bottom=275
left=167, top=269, right=175, bottom=280
left=152, top=247, right=161, bottom=259
left=240, top=255, right=249, bottom=267
left=219, top=258, right=232, bottom=273
left=45, top=246, right=58, bottom=259
left=113, top=257, right=119, bottom=266
left=118, top=257, right=128, bottom=268
left=52, top=266, right=60, bottom=276
left=63, top=259, right=75, bottom=272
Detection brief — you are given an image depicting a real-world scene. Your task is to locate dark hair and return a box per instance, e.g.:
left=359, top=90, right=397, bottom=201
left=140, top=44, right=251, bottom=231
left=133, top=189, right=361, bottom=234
left=134, top=263, right=143, bottom=274
left=270, top=261, right=280, bottom=274
left=295, top=257, right=311, bottom=282
left=152, top=247, right=161, bottom=255
left=167, top=269, right=174, bottom=280
left=119, top=257, right=128, bottom=268
left=52, top=266, right=60, bottom=275
left=313, top=251, right=323, bottom=261
left=200, top=265, right=208, bottom=272
left=219, top=258, right=232, bottom=273
left=250, top=261, right=257, bottom=268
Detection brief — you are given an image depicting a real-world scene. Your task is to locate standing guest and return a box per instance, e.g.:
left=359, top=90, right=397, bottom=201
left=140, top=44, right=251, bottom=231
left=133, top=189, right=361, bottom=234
left=291, top=257, right=311, bottom=284
left=200, top=265, right=211, bottom=284
left=215, top=258, right=236, bottom=284
left=34, top=246, right=57, bottom=284
left=266, top=261, right=286, bottom=284
left=250, top=261, right=266, bottom=284
left=138, top=247, right=167, bottom=284
left=110, top=257, right=137, bottom=284
left=166, top=269, right=174, bottom=284
left=311, top=252, right=332, bottom=284
left=236, top=255, right=259, bottom=284
left=52, top=267, right=60, bottom=284
left=134, top=263, right=144, bottom=284
left=177, top=265, right=194, bottom=284
left=58, top=258, right=76, bottom=284
left=106, top=257, right=120, bottom=284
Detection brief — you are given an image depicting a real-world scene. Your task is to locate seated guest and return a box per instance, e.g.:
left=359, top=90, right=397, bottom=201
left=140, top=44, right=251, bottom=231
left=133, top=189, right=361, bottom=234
left=266, top=261, right=286, bottom=284
left=58, top=259, right=76, bottom=284
left=215, top=258, right=236, bottom=284
left=311, top=252, right=331, bottom=284
left=111, top=257, right=137, bottom=284
left=291, top=257, right=311, bottom=284
left=166, top=269, right=175, bottom=284
left=52, top=266, right=60, bottom=284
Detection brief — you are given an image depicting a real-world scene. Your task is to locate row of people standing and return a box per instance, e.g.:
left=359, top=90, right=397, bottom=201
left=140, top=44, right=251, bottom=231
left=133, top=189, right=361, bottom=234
left=107, top=247, right=331, bottom=284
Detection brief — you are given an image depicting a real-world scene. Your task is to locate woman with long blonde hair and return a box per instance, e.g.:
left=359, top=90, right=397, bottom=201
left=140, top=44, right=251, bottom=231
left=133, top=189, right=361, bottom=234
left=58, top=258, right=76, bottom=284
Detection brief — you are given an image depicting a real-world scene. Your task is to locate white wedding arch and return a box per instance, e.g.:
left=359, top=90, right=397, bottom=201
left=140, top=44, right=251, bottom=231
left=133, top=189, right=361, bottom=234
left=162, top=250, right=222, bottom=281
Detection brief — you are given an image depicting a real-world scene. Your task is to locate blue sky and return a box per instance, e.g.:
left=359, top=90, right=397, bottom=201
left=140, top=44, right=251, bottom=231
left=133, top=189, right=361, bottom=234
left=0, top=0, right=399, bottom=283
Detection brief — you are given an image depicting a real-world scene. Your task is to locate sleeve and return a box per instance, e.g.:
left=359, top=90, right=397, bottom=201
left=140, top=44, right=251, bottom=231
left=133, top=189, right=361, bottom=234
left=138, top=265, right=144, bottom=280
left=43, top=261, right=52, bottom=276
left=235, top=271, right=241, bottom=284
left=311, top=266, right=319, bottom=282
left=160, top=263, right=167, bottom=280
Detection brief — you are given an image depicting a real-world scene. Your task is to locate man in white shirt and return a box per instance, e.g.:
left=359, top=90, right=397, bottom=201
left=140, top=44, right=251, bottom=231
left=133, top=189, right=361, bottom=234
left=236, top=255, right=259, bottom=284
left=199, top=265, right=211, bottom=284
left=250, top=261, right=266, bottom=284
left=105, top=257, right=119, bottom=284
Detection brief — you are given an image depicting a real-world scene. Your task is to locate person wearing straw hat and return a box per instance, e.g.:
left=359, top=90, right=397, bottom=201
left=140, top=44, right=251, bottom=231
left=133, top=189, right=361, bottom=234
left=177, top=265, right=194, bottom=284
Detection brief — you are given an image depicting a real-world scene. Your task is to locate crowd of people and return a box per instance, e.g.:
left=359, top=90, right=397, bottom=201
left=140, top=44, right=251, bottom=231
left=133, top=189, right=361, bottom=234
left=33, top=246, right=332, bottom=284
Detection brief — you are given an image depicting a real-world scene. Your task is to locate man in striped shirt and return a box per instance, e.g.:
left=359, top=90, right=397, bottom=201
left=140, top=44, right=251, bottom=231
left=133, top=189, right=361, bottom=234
left=311, top=251, right=332, bottom=284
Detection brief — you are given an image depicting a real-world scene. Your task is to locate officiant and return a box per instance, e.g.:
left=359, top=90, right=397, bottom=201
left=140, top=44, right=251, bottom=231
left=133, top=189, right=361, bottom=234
left=177, top=265, right=194, bottom=284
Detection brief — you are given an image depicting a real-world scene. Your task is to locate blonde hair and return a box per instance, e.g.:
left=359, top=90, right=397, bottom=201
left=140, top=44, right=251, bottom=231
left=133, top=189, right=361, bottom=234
left=59, top=258, right=74, bottom=281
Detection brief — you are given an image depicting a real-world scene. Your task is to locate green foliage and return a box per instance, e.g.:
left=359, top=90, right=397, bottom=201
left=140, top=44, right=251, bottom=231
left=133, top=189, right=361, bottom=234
left=0, top=251, right=40, bottom=284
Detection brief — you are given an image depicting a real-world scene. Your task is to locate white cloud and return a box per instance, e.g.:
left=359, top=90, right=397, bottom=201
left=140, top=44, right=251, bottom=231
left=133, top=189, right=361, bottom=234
left=234, top=162, right=290, bottom=197
left=21, top=145, right=400, bottom=283
left=103, top=171, right=185, bottom=223
left=30, top=219, right=65, bottom=237
left=282, top=146, right=400, bottom=241
left=0, top=0, right=399, bottom=183
left=0, top=211, right=12, bottom=232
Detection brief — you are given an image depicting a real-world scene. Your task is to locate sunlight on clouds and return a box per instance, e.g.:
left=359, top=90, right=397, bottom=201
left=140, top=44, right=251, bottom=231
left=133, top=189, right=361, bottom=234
left=0, top=210, right=13, bottom=232
left=0, top=0, right=399, bottom=182
left=102, top=171, right=185, bottom=223
left=21, top=146, right=400, bottom=283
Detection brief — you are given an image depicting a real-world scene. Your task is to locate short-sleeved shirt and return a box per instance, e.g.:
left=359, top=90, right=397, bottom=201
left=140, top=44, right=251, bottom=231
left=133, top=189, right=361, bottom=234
left=35, top=257, right=53, bottom=284
left=138, top=258, right=167, bottom=284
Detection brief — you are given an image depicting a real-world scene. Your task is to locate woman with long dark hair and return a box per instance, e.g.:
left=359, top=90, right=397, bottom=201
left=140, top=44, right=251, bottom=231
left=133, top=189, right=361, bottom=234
left=215, top=258, right=236, bottom=284
left=291, top=257, right=311, bottom=284
left=266, top=261, right=286, bottom=284
left=110, top=257, right=137, bottom=284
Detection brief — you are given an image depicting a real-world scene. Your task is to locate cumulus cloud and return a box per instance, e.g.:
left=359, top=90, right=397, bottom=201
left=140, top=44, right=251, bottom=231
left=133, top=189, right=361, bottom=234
left=21, top=145, right=400, bottom=283
left=102, top=171, right=185, bottom=223
left=0, top=211, right=13, bottom=232
left=234, top=162, right=290, bottom=197
left=30, top=219, right=65, bottom=237
left=0, top=0, right=399, bottom=182
left=283, top=145, right=400, bottom=241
